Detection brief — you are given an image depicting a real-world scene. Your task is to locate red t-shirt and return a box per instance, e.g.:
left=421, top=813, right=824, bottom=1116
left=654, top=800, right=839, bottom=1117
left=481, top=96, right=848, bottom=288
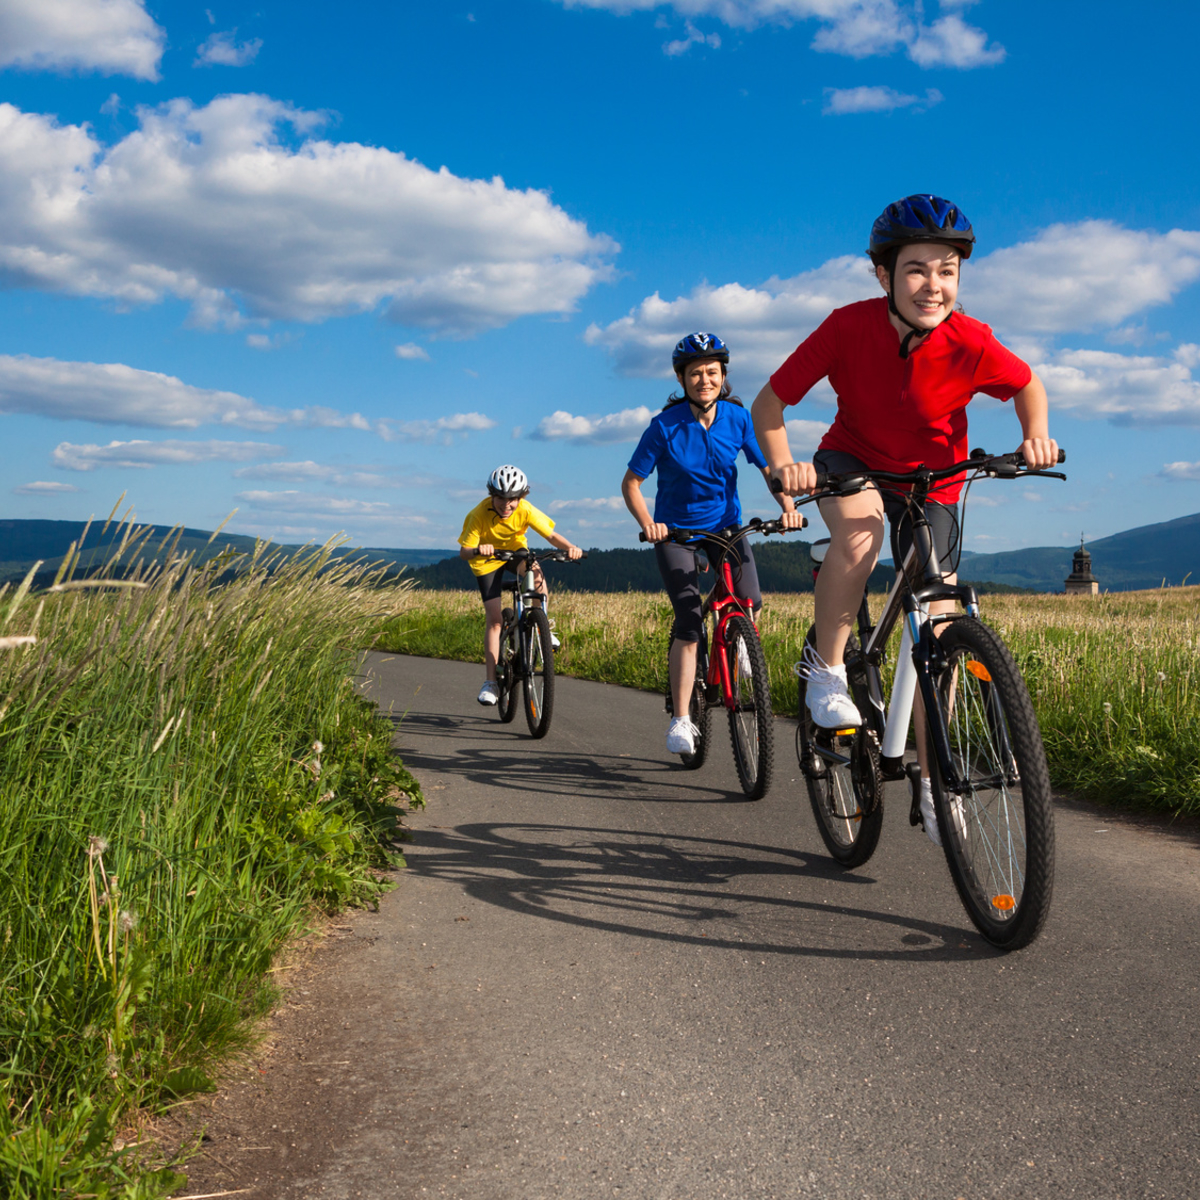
left=769, top=297, right=1031, bottom=502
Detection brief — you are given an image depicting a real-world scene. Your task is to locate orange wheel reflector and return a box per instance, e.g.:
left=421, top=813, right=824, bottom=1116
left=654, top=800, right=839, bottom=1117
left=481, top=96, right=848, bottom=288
left=991, top=894, right=1016, bottom=911
left=966, top=660, right=993, bottom=682
left=835, top=728, right=857, bottom=736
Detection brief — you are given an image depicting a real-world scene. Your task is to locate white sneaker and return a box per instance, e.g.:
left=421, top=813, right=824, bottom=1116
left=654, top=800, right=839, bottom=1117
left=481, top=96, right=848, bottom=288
left=477, top=681, right=500, bottom=706
left=798, top=643, right=861, bottom=729
left=918, top=779, right=941, bottom=846
left=550, top=632, right=561, bottom=650
left=666, top=716, right=698, bottom=755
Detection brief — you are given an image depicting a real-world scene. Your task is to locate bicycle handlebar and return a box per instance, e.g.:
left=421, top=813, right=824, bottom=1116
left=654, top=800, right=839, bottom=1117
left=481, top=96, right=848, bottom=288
left=486, top=547, right=587, bottom=563
left=637, top=514, right=805, bottom=545
left=768, top=448, right=1067, bottom=498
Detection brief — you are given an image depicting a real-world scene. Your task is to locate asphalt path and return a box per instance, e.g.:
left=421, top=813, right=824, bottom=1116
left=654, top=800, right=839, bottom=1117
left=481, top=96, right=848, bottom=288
left=220, top=652, right=1200, bottom=1200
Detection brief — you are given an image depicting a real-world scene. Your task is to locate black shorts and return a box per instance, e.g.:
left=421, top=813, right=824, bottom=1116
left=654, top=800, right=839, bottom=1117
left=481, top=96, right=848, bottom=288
left=475, top=565, right=512, bottom=604
left=655, top=534, right=761, bottom=645
left=812, top=448, right=960, bottom=575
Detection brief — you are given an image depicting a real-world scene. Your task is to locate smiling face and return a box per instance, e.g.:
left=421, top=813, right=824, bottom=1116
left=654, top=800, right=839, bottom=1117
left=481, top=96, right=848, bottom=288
left=877, top=242, right=961, bottom=331
left=679, top=358, right=725, bottom=406
left=491, top=494, right=521, bottom=518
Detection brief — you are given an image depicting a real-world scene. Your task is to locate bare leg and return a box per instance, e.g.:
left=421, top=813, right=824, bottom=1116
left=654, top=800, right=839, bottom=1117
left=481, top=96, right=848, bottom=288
left=814, top=489, right=886, bottom=666
left=482, top=597, right=503, bottom=682
left=670, top=638, right=699, bottom=721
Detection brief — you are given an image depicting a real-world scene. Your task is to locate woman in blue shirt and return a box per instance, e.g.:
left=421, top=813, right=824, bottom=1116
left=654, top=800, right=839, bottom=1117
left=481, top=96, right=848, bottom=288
left=622, top=332, right=802, bottom=756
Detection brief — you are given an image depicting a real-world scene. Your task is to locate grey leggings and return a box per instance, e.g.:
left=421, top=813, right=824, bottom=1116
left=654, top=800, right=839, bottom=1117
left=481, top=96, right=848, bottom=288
left=655, top=536, right=761, bottom=644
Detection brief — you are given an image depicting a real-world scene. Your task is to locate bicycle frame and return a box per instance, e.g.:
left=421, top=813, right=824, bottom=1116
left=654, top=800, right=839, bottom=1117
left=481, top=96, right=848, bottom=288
left=797, top=450, right=1065, bottom=794
left=702, top=554, right=759, bottom=711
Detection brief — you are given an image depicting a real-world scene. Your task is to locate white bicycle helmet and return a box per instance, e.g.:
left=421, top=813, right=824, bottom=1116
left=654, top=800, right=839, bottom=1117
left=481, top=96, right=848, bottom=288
left=487, top=464, right=529, bottom=499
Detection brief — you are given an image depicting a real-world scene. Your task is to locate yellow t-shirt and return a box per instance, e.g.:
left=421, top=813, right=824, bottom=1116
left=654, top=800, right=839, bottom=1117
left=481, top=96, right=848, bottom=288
left=458, top=498, right=557, bottom=577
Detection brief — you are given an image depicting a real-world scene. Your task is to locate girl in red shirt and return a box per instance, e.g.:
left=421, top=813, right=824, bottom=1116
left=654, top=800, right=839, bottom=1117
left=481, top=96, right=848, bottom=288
left=751, top=194, right=1059, bottom=843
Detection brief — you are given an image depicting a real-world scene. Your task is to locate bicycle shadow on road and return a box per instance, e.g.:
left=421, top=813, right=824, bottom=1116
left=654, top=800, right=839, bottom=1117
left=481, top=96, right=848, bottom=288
left=388, top=709, right=760, bottom=805
left=406, top=820, right=994, bottom=963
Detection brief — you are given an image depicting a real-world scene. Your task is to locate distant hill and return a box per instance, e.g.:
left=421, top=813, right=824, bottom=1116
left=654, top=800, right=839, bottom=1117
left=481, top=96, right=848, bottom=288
left=416, top=541, right=900, bottom=594
left=950, top=511, right=1200, bottom=592
left=0, top=519, right=454, bottom=586
left=7, top=510, right=1193, bottom=594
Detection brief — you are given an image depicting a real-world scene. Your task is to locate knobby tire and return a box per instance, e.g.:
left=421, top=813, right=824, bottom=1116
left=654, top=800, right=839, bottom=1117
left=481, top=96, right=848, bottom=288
left=522, top=607, right=555, bottom=738
left=725, top=612, right=774, bottom=799
left=928, top=618, right=1055, bottom=950
left=796, top=628, right=884, bottom=867
left=497, top=609, right=518, bottom=724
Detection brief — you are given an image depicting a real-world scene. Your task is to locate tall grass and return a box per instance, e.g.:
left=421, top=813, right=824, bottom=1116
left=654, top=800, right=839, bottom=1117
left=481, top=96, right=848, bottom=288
left=378, top=586, right=1200, bottom=816
left=0, top=521, right=422, bottom=1197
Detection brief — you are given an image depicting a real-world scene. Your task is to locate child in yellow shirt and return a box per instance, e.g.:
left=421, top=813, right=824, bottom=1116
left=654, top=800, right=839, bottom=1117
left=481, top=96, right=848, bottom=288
left=458, top=464, right=583, bottom=706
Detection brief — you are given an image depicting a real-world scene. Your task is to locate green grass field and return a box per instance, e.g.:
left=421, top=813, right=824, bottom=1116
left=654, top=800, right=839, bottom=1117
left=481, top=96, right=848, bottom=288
left=378, top=585, right=1200, bottom=817
left=0, top=527, right=422, bottom=1198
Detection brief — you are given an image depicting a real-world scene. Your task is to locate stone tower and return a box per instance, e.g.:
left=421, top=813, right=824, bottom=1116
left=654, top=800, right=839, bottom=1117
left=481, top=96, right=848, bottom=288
left=1064, top=535, right=1099, bottom=595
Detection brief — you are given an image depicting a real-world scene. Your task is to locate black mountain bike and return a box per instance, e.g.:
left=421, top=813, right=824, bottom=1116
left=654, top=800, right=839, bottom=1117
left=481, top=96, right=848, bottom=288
left=490, top=548, right=583, bottom=738
left=775, top=449, right=1066, bottom=950
left=643, top=518, right=800, bottom=798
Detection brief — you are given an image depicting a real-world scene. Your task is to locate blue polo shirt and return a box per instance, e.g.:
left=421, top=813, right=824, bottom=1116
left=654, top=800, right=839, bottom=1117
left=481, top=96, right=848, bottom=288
left=627, top=400, right=768, bottom=531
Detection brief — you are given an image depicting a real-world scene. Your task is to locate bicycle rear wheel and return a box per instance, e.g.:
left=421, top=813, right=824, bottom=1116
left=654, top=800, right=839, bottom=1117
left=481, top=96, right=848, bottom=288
left=497, top=610, right=518, bottom=723
left=929, top=618, right=1055, bottom=950
left=522, top=607, right=555, bottom=738
left=725, top=613, right=774, bottom=799
left=796, top=628, right=883, bottom=867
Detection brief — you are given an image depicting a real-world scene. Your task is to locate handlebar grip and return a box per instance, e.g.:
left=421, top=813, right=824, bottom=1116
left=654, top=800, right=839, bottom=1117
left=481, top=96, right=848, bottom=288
left=769, top=477, right=784, bottom=493
left=1057, top=449, right=1066, bottom=464
left=638, top=532, right=648, bottom=543
left=815, top=471, right=828, bottom=491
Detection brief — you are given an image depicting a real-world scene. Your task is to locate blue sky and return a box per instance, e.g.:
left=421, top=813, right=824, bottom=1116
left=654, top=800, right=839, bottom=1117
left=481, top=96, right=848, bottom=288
left=1, top=0, right=1198, bottom=554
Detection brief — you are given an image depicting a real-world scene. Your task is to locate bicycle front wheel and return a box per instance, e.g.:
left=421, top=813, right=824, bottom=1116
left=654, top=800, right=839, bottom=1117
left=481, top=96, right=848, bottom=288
left=522, top=607, right=555, bottom=738
left=796, top=628, right=883, bottom=867
left=725, top=613, right=774, bottom=799
left=497, top=609, right=518, bottom=723
left=929, top=618, right=1055, bottom=950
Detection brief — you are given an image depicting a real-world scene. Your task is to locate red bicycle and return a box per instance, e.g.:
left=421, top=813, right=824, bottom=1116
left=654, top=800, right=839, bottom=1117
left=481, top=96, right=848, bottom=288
left=641, top=517, right=802, bottom=798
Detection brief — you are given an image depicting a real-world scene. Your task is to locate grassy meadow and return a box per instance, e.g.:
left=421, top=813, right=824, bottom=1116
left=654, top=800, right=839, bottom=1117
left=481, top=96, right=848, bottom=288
left=0, top=523, right=422, bottom=1198
left=378, top=585, right=1200, bottom=817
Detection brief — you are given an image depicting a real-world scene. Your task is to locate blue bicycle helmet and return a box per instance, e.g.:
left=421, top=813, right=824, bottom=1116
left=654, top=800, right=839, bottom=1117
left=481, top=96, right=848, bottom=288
left=868, top=195, right=975, bottom=266
left=672, top=332, right=730, bottom=374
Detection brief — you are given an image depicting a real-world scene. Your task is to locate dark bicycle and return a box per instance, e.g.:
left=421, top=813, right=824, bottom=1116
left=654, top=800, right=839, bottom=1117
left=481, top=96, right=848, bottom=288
left=642, top=517, right=803, bottom=798
left=775, top=448, right=1066, bottom=950
left=490, top=548, right=583, bottom=738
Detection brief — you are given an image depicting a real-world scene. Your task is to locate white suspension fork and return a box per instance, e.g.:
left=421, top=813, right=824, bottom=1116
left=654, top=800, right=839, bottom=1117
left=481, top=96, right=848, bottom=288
left=881, top=606, right=927, bottom=760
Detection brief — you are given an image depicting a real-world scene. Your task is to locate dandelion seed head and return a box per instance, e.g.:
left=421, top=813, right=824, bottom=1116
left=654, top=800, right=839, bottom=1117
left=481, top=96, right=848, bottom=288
left=312, top=741, right=324, bottom=754
left=1156, top=672, right=1166, bottom=683
left=1103, top=702, right=1113, bottom=712
left=106, top=1052, right=120, bottom=1077
left=87, top=835, right=109, bottom=858
left=118, top=910, right=138, bottom=933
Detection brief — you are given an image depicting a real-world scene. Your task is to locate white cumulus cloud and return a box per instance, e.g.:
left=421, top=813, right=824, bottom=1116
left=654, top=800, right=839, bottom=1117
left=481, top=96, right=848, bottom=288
left=52, top=438, right=284, bottom=471
left=823, top=85, right=941, bottom=115
left=0, top=94, right=616, bottom=334
left=394, top=343, right=431, bottom=361
left=234, top=490, right=403, bottom=522
left=378, top=412, right=496, bottom=444
left=555, top=1, right=1003, bottom=68
left=969, top=222, right=1200, bottom=336
left=664, top=21, right=721, bottom=54
left=1029, top=345, right=1200, bottom=426
left=548, top=495, right=629, bottom=512
left=786, top=418, right=831, bottom=453
left=532, top=407, right=655, bottom=443
left=0, top=0, right=164, bottom=79
left=585, top=256, right=875, bottom=378
left=907, top=13, right=1004, bottom=67
left=13, top=480, right=81, bottom=494
left=588, top=221, right=1200, bottom=386
left=1161, top=461, right=1200, bottom=481
left=194, top=30, right=262, bottom=67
